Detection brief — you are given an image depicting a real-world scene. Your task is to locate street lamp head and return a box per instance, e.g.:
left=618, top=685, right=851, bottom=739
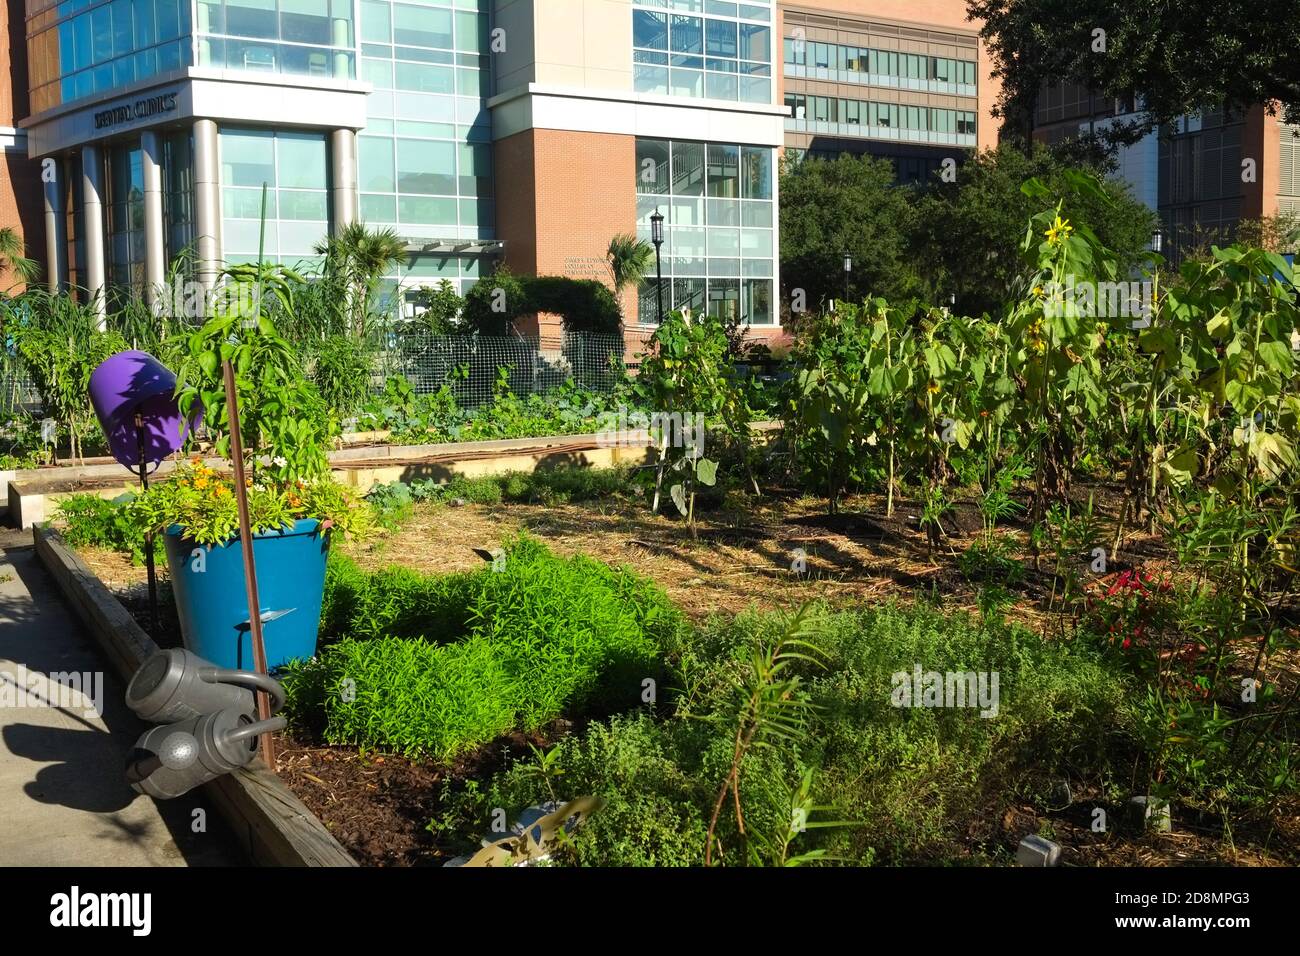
left=1151, top=227, right=1163, bottom=254
left=650, top=209, right=665, bottom=248
left=843, top=253, right=852, bottom=273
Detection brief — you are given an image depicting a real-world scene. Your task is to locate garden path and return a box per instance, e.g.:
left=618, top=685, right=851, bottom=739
left=0, top=539, right=237, bottom=866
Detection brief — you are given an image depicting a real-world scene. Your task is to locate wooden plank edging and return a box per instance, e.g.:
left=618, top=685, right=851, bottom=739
left=31, top=526, right=358, bottom=868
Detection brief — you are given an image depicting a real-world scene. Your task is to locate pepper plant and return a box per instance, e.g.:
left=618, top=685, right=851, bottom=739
left=172, top=264, right=336, bottom=484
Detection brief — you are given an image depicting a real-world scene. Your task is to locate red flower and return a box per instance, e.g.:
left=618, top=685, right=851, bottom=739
left=1121, top=638, right=1132, bottom=649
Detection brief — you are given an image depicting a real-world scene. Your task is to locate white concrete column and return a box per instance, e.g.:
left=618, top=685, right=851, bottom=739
left=80, top=144, right=106, bottom=327
left=141, top=130, right=166, bottom=307
left=332, top=16, right=352, bottom=78
left=42, top=156, right=68, bottom=293
left=193, top=119, right=222, bottom=290
left=330, top=127, right=358, bottom=234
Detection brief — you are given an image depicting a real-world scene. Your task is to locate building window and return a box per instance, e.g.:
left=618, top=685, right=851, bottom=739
left=220, top=127, right=329, bottom=265
left=195, top=0, right=355, bottom=79
left=29, top=0, right=194, bottom=112
left=354, top=0, right=493, bottom=293
left=782, top=31, right=977, bottom=96
left=635, top=137, right=776, bottom=326
left=107, top=142, right=147, bottom=300
left=633, top=0, right=772, bottom=103
left=163, top=129, right=195, bottom=267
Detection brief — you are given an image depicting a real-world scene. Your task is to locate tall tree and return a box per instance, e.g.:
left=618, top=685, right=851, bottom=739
left=779, top=153, right=921, bottom=315
left=969, top=0, right=1300, bottom=148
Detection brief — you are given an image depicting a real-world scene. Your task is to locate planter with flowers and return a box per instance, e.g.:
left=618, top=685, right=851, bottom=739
left=131, top=273, right=371, bottom=670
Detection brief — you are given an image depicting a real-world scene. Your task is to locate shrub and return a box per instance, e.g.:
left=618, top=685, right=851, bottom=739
left=347, top=564, right=484, bottom=644
left=282, top=635, right=517, bottom=759
left=285, top=535, right=684, bottom=759
left=461, top=269, right=622, bottom=335
left=54, top=492, right=160, bottom=566
left=524, top=275, right=622, bottom=334
left=462, top=267, right=528, bottom=335
left=319, top=554, right=369, bottom=640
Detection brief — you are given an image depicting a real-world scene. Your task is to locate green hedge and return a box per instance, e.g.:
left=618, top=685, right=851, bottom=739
left=462, top=269, right=622, bottom=335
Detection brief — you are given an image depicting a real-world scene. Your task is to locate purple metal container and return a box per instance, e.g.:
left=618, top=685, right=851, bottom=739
left=89, top=350, right=198, bottom=468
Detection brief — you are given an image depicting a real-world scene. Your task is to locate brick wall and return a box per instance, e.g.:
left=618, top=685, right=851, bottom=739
left=0, top=0, right=43, bottom=291
left=494, top=126, right=637, bottom=338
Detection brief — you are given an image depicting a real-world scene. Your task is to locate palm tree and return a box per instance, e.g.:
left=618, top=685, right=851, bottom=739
left=0, top=227, right=39, bottom=290
left=606, top=232, right=655, bottom=293
left=314, top=222, right=409, bottom=339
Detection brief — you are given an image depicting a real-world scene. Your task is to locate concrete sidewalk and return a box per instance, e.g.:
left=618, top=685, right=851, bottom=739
left=0, top=542, right=238, bottom=866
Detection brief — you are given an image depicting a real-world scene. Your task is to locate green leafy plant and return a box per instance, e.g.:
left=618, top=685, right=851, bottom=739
left=171, top=267, right=336, bottom=485
left=310, top=334, right=375, bottom=421
left=635, top=309, right=750, bottom=532
left=54, top=492, right=162, bottom=565
left=703, top=604, right=826, bottom=866
left=282, top=535, right=683, bottom=759
left=10, top=291, right=127, bottom=463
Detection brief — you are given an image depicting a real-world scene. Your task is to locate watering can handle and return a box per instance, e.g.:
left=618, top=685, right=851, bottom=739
left=200, top=668, right=286, bottom=714
left=222, top=715, right=287, bottom=745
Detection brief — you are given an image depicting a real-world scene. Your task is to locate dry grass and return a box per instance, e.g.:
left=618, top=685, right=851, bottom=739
left=73, top=483, right=1161, bottom=631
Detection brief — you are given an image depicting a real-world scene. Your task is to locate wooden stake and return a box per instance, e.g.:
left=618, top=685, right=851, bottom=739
left=222, top=358, right=275, bottom=770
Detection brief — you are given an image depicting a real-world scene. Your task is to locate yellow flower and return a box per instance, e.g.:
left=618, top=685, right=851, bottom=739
left=1045, top=214, right=1073, bottom=246
left=1032, top=285, right=1045, bottom=298
left=927, top=381, right=941, bottom=395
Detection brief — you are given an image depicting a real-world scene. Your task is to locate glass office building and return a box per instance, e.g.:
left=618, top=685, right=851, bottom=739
left=780, top=5, right=984, bottom=185
left=21, top=0, right=784, bottom=328
left=25, top=0, right=496, bottom=316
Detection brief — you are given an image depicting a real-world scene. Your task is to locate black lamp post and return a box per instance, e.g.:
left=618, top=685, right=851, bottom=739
left=842, top=252, right=852, bottom=301
left=650, top=208, right=665, bottom=323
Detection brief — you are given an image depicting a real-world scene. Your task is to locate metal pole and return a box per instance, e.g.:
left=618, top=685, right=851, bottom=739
left=135, top=412, right=159, bottom=638
left=654, top=244, right=664, bottom=323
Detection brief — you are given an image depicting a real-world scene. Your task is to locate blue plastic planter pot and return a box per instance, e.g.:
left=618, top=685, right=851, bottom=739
left=164, top=519, right=330, bottom=671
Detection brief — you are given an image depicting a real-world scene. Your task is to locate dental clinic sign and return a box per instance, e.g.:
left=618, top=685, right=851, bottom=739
left=94, top=91, right=178, bottom=130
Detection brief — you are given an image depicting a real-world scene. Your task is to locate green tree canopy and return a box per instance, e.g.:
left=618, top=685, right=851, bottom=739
left=969, top=0, right=1300, bottom=148
left=778, top=153, right=921, bottom=315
